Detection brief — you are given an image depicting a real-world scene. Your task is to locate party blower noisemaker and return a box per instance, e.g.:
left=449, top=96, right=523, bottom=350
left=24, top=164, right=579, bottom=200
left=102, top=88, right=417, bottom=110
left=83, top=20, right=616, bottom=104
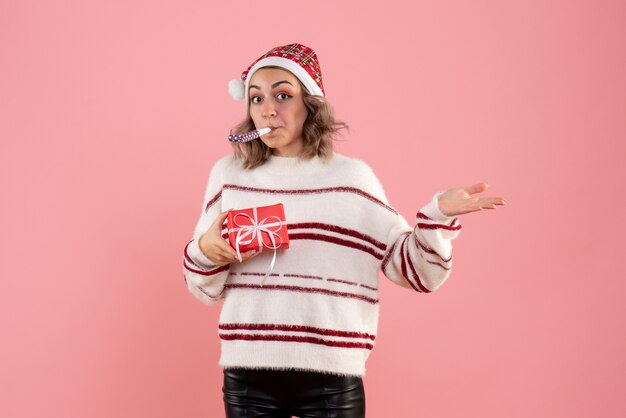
left=228, top=127, right=272, bottom=143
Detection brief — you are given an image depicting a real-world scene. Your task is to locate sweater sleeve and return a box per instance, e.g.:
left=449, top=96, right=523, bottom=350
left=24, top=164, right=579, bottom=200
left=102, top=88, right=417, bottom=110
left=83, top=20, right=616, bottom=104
left=356, top=160, right=462, bottom=292
left=380, top=191, right=462, bottom=292
left=182, top=157, right=231, bottom=306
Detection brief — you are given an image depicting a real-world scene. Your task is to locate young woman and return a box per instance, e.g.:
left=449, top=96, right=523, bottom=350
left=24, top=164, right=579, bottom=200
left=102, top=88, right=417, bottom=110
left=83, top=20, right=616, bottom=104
left=183, top=43, right=506, bottom=418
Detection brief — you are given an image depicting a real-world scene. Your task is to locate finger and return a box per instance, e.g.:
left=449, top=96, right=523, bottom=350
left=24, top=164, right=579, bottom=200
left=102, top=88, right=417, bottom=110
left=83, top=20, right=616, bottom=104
left=211, top=212, right=230, bottom=232
left=488, top=197, right=507, bottom=206
left=483, top=196, right=506, bottom=204
left=210, top=236, right=236, bottom=258
left=459, top=200, right=491, bottom=213
left=217, top=240, right=238, bottom=259
left=242, top=249, right=258, bottom=261
left=208, top=251, right=230, bottom=265
left=480, top=198, right=500, bottom=209
left=476, top=198, right=499, bottom=208
left=217, top=210, right=231, bottom=223
left=464, top=182, right=489, bottom=195
left=461, top=206, right=483, bottom=214
left=215, top=256, right=231, bottom=265
left=217, top=248, right=238, bottom=263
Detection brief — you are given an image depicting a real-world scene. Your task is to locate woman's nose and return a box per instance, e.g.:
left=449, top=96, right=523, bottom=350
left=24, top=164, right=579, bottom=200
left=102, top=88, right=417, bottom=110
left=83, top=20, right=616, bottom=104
left=262, top=100, right=277, bottom=118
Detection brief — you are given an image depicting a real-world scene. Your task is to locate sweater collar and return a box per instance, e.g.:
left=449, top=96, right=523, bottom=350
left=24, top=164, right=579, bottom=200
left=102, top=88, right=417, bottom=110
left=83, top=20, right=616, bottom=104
left=244, top=153, right=335, bottom=178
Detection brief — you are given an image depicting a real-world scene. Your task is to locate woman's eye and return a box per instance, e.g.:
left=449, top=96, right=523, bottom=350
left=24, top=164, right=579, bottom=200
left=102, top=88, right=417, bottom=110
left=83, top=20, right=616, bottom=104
left=277, top=93, right=290, bottom=100
left=250, top=96, right=261, bottom=104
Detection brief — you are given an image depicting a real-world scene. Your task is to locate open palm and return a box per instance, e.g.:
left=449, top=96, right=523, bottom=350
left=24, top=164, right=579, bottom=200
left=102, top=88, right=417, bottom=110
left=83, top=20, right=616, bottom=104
left=438, top=183, right=507, bottom=217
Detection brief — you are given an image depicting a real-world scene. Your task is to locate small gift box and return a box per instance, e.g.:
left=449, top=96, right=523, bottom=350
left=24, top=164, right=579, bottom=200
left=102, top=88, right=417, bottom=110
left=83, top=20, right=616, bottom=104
left=227, top=203, right=289, bottom=253
left=226, top=203, right=289, bottom=285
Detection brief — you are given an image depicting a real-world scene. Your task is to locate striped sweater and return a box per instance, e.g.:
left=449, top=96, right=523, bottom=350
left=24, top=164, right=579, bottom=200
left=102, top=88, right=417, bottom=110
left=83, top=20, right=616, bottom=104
left=182, top=152, right=462, bottom=377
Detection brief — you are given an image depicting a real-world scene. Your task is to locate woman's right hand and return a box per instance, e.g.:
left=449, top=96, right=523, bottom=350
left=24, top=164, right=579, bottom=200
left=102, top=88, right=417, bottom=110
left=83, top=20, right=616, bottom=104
left=198, top=210, right=258, bottom=266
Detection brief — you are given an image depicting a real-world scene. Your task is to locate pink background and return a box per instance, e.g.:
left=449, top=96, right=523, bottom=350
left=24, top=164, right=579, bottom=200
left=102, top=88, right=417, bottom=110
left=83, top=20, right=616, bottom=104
left=2, top=1, right=625, bottom=417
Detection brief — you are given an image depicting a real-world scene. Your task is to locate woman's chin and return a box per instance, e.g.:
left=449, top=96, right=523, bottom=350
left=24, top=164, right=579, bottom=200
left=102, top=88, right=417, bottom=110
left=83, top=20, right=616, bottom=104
left=261, top=136, right=280, bottom=146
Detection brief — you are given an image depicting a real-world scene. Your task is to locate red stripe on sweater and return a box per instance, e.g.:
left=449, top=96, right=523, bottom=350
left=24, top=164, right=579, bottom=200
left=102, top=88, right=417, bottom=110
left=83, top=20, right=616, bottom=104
left=289, top=222, right=386, bottom=250
left=219, top=323, right=376, bottom=340
left=399, top=234, right=423, bottom=293
left=381, top=234, right=403, bottom=273
left=240, top=272, right=281, bottom=277
left=204, top=190, right=222, bottom=213
left=222, top=184, right=397, bottom=214
left=289, top=233, right=384, bottom=260
left=427, top=260, right=451, bottom=271
left=284, top=273, right=324, bottom=281
left=183, top=240, right=224, bottom=275
left=413, top=235, right=435, bottom=254
left=183, top=241, right=200, bottom=268
left=188, top=281, right=225, bottom=300
left=417, top=212, right=460, bottom=227
left=413, top=235, right=452, bottom=263
left=183, top=260, right=229, bottom=276
left=224, top=283, right=379, bottom=304
left=417, top=221, right=462, bottom=232
left=327, top=278, right=358, bottom=286
left=222, top=223, right=387, bottom=255
left=219, top=333, right=373, bottom=350
left=405, top=240, right=431, bottom=293
left=231, top=272, right=377, bottom=290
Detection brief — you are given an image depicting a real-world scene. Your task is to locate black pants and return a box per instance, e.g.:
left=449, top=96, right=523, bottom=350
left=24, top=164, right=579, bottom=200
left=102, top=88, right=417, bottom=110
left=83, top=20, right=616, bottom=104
left=222, top=368, right=366, bottom=418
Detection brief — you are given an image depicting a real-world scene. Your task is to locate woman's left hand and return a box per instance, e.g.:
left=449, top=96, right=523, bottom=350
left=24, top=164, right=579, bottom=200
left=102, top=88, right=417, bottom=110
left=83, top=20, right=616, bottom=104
left=437, top=183, right=507, bottom=217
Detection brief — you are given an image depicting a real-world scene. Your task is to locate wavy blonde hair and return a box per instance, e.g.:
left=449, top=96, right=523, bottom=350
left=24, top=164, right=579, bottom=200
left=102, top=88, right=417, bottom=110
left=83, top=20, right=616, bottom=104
left=230, top=67, right=349, bottom=170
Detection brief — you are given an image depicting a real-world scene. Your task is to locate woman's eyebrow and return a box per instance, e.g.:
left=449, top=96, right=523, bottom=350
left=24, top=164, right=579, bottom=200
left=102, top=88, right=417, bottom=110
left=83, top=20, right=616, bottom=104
left=249, top=80, right=294, bottom=90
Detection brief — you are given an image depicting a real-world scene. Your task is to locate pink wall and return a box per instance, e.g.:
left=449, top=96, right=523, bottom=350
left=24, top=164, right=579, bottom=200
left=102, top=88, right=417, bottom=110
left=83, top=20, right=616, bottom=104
left=2, top=1, right=625, bottom=417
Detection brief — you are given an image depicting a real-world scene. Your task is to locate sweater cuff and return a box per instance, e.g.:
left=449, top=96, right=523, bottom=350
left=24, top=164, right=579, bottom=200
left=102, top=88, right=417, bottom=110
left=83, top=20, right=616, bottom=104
left=418, top=191, right=456, bottom=223
left=187, top=237, right=218, bottom=268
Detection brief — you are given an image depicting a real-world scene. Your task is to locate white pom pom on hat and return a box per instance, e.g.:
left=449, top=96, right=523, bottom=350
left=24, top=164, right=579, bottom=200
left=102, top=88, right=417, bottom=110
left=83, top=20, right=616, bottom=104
left=227, top=43, right=325, bottom=109
left=228, top=78, right=245, bottom=100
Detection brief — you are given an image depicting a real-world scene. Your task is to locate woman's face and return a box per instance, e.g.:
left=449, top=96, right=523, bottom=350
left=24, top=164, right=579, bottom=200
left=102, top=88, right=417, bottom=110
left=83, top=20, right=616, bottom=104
left=248, top=67, right=308, bottom=157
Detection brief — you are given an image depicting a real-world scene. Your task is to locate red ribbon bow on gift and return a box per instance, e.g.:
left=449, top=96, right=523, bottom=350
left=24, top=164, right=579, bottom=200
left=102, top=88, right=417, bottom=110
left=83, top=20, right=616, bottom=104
left=228, top=207, right=284, bottom=286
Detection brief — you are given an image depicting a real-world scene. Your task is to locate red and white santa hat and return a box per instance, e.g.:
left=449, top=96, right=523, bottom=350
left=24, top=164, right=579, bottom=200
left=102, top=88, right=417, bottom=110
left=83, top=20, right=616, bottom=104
left=228, top=43, right=325, bottom=112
